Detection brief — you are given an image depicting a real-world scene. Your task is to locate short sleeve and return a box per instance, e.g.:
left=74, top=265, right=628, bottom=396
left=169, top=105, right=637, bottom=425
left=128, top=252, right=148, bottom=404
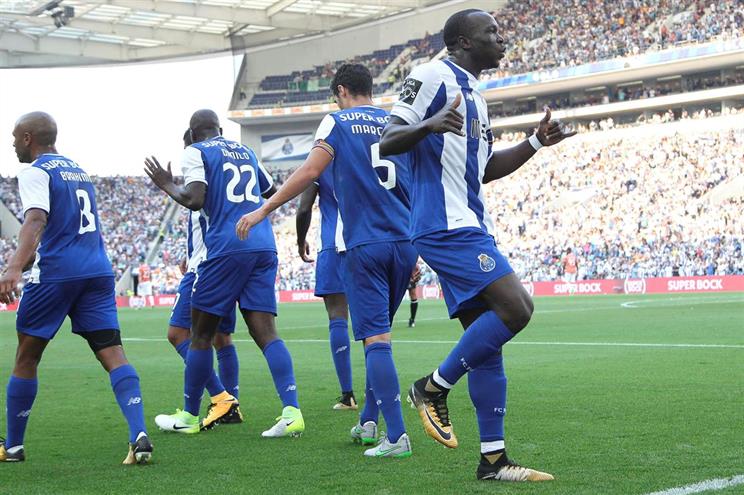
left=313, top=114, right=338, bottom=158
left=18, top=167, right=50, bottom=214
left=390, top=63, right=444, bottom=125
left=255, top=156, right=274, bottom=194
left=181, top=146, right=207, bottom=186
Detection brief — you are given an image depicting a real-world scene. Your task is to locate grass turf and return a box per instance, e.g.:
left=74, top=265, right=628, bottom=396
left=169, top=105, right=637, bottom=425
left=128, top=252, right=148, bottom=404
left=1, top=292, right=743, bottom=495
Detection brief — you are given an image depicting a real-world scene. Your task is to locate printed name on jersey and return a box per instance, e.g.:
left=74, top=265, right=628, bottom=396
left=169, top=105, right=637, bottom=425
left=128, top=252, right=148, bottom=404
left=399, top=78, right=423, bottom=105
left=478, top=253, right=496, bottom=272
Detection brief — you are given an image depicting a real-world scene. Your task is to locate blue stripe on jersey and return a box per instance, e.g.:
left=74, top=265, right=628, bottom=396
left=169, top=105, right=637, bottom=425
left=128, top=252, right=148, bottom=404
left=411, top=82, right=449, bottom=239
left=187, top=213, right=194, bottom=259
left=444, top=60, right=487, bottom=232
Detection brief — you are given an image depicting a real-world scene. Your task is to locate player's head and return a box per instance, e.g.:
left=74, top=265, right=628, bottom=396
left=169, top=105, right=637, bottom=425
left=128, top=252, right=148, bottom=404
left=12, top=111, right=57, bottom=163
left=330, top=64, right=373, bottom=109
left=443, top=9, right=505, bottom=72
left=188, top=109, right=222, bottom=143
left=183, top=128, right=193, bottom=148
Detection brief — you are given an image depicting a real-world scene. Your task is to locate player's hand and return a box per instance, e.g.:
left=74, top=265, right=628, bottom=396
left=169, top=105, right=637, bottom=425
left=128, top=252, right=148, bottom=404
left=535, top=107, right=577, bottom=146
left=144, top=156, right=174, bottom=190
left=425, top=93, right=464, bottom=136
left=410, top=264, right=422, bottom=285
left=298, top=240, right=315, bottom=263
left=236, top=209, right=267, bottom=241
left=0, top=268, right=22, bottom=305
left=178, top=258, right=187, bottom=275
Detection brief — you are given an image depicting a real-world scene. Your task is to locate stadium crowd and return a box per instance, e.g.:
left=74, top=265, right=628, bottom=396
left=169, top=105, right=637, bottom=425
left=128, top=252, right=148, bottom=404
left=0, top=176, right=169, bottom=281
left=2, top=122, right=742, bottom=293
left=246, top=0, right=744, bottom=108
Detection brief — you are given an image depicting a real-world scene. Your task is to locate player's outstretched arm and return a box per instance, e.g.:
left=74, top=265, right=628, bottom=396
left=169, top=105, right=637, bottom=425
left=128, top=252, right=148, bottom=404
left=236, top=147, right=332, bottom=241
left=482, top=107, right=576, bottom=184
left=0, top=209, right=47, bottom=304
left=380, top=94, right=464, bottom=156
left=296, top=183, right=319, bottom=263
left=144, top=156, right=206, bottom=211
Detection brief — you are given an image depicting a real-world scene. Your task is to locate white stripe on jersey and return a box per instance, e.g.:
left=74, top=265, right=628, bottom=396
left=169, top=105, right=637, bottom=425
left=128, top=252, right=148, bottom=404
left=187, top=210, right=208, bottom=272
left=440, top=131, right=479, bottom=231
left=334, top=209, right=345, bottom=252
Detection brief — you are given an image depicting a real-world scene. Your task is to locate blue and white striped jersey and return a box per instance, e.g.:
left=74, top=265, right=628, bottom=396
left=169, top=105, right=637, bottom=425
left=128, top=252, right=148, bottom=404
left=390, top=59, right=496, bottom=240
left=181, top=136, right=275, bottom=260
left=18, top=154, right=113, bottom=283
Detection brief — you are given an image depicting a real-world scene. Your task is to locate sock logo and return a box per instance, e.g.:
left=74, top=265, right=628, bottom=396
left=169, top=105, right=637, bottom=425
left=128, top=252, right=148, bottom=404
left=394, top=394, right=401, bottom=403
left=285, top=384, right=297, bottom=392
left=335, top=346, right=348, bottom=354
left=16, top=409, right=31, bottom=418
left=493, top=407, right=506, bottom=415
left=460, top=357, right=473, bottom=372
left=184, top=393, right=191, bottom=399
left=127, top=396, right=142, bottom=406
left=376, top=399, right=382, bottom=406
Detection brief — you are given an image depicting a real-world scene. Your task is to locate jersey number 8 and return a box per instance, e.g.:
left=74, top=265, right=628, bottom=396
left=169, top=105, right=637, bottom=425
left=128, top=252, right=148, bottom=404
left=223, top=162, right=259, bottom=203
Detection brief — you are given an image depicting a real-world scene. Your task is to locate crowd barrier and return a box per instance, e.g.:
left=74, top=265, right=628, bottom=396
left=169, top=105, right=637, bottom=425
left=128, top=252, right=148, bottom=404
left=0, top=275, right=741, bottom=312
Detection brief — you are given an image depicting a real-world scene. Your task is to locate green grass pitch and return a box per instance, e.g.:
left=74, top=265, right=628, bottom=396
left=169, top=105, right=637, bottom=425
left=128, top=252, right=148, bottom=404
left=1, top=293, right=743, bottom=495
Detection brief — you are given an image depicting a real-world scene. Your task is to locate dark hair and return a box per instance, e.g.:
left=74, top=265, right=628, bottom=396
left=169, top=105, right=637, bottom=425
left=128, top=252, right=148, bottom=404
left=443, top=9, right=484, bottom=49
left=330, top=64, right=373, bottom=98
left=183, top=129, right=193, bottom=146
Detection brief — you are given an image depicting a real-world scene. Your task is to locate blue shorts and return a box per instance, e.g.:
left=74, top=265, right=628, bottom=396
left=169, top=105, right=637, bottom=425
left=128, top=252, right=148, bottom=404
left=341, top=240, right=417, bottom=341
left=413, top=228, right=513, bottom=319
left=170, top=272, right=237, bottom=333
left=314, top=248, right=345, bottom=297
left=192, top=251, right=278, bottom=317
left=16, top=276, right=120, bottom=340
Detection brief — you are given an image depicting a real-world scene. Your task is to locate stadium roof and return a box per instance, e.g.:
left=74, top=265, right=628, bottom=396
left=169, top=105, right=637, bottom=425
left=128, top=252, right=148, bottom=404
left=0, top=0, right=447, bottom=67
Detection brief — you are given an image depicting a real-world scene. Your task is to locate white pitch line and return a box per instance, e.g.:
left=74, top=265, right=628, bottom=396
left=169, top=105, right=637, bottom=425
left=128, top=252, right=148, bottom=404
left=643, top=474, right=744, bottom=495
left=121, top=337, right=744, bottom=349
left=621, top=295, right=744, bottom=308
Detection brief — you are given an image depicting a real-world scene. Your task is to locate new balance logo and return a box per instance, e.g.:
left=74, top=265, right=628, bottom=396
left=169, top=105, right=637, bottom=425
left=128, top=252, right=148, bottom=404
left=285, top=384, right=297, bottom=392
left=394, top=394, right=401, bottom=402
left=335, top=346, right=348, bottom=354
left=127, top=396, right=142, bottom=406
left=16, top=409, right=31, bottom=418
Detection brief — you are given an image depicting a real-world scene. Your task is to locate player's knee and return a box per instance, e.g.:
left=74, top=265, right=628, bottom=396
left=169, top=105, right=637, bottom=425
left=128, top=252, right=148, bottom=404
left=213, top=333, right=232, bottom=350
left=167, top=327, right=189, bottom=348
left=14, top=353, right=42, bottom=375
left=505, top=295, right=533, bottom=333
left=249, top=327, right=278, bottom=350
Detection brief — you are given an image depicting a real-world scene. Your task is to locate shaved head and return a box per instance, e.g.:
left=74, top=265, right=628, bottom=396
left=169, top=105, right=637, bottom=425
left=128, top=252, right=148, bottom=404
left=15, top=111, right=57, bottom=146
left=12, top=111, right=58, bottom=163
left=189, top=109, right=221, bottom=143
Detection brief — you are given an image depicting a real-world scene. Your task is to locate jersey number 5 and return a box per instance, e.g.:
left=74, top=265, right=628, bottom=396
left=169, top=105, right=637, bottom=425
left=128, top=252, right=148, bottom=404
left=76, top=189, right=97, bottom=234
left=371, top=143, right=396, bottom=190
left=224, top=163, right=259, bottom=203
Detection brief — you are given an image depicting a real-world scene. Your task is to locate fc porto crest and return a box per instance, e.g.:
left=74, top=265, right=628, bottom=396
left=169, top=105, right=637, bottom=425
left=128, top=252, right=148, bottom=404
left=478, top=253, right=496, bottom=272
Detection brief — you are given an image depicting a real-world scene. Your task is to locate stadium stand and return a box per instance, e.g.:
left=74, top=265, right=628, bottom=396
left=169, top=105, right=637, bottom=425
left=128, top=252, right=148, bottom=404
left=1, top=123, right=741, bottom=294
left=240, top=0, right=743, bottom=109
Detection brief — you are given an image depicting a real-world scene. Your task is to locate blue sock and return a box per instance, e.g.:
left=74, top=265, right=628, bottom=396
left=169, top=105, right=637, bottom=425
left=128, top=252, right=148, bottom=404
left=468, top=352, right=506, bottom=443
left=359, top=368, right=379, bottom=425
left=263, top=339, right=299, bottom=408
left=217, top=345, right=240, bottom=399
left=109, top=365, right=147, bottom=443
left=438, top=311, right=514, bottom=385
left=329, top=318, right=353, bottom=393
left=365, top=342, right=405, bottom=443
left=183, top=348, right=213, bottom=416
left=175, top=339, right=225, bottom=398
left=5, top=376, right=38, bottom=448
